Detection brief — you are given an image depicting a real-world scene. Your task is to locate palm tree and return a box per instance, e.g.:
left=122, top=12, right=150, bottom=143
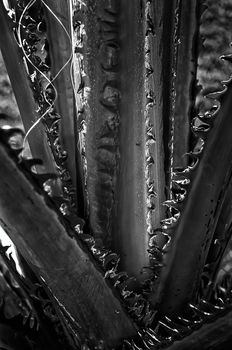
left=1, top=0, right=232, bottom=348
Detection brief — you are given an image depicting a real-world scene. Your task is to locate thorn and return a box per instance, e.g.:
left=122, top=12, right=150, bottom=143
left=183, top=151, right=199, bottom=160
left=177, top=316, right=192, bottom=325
left=145, top=328, right=163, bottom=343
left=221, top=54, right=232, bottom=63
left=163, top=200, right=177, bottom=207
left=66, top=214, right=85, bottom=231
left=164, top=316, right=191, bottom=337
left=127, top=340, right=143, bottom=350
left=198, top=299, right=216, bottom=316
left=117, top=277, right=136, bottom=293
left=80, top=234, right=95, bottom=245
left=112, top=271, right=128, bottom=287
left=158, top=320, right=180, bottom=335
left=20, top=158, right=43, bottom=170
left=206, top=86, right=227, bottom=100
left=102, top=253, right=119, bottom=269
left=33, top=173, right=58, bottom=186
left=188, top=303, right=211, bottom=318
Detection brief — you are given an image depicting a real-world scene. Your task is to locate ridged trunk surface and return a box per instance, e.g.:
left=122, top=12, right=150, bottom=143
left=79, top=0, right=199, bottom=282
left=79, top=0, right=166, bottom=282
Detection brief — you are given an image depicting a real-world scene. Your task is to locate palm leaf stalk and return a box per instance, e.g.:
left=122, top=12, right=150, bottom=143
left=154, top=76, right=232, bottom=318
left=42, top=0, right=86, bottom=216
left=0, top=129, right=137, bottom=349
left=77, top=0, right=201, bottom=284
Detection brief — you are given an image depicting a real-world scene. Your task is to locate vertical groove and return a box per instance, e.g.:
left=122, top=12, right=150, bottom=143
left=162, top=0, right=176, bottom=198
left=114, top=0, right=148, bottom=282
left=81, top=0, right=169, bottom=283
left=84, top=0, right=120, bottom=246
left=169, top=0, right=181, bottom=199
left=145, top=0, right=167, bottom=271
left=173, top=0, right=200, bottom=171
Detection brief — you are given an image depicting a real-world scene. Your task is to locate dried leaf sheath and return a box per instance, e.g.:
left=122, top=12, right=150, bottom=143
left=43, top=1, right=85, bottom=215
